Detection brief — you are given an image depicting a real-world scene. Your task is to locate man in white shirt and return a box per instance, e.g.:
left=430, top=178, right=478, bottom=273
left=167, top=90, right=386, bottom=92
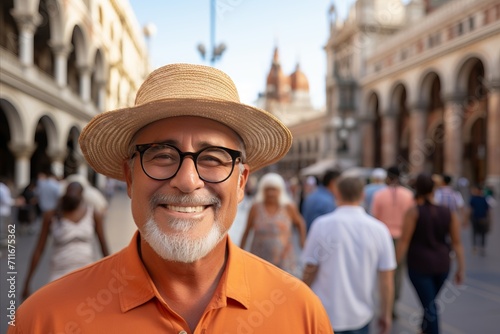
left=302, top=175, right=396, bottom=334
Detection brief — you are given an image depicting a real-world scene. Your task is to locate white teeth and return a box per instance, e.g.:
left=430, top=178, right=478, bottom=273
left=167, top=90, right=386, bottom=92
left=166, top=205, right=204, bottom=213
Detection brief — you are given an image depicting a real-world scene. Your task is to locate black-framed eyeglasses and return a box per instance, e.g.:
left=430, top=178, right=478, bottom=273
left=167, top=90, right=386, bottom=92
left=134, top=143, right=243, bottom=183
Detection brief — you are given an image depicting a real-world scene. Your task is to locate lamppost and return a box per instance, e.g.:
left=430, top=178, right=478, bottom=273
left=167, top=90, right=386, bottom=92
left=332, top=115, right=356, bottom=153
left=143, top=23, right=157, bottom=57
left=143, top=23, right=156, bottom=76
left=197, top=0, right=226, bottom=66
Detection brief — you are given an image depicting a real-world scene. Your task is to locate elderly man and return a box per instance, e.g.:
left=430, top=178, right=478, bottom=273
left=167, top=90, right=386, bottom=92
left=11, top=64, right=331, bottom=333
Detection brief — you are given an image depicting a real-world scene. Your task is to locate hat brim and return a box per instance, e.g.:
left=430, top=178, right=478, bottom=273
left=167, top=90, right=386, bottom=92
left=79, top=98, right=292, bottom=181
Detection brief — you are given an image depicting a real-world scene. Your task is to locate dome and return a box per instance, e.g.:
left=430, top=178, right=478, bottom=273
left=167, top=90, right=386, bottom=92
left=266, top=47, right=290, bottom=92
left=290, top=64, right=309, bottom=91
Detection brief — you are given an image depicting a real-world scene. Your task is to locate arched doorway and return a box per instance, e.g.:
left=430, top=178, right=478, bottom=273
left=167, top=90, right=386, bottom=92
left=426, top=75, right=444, bottom=174
left=64, top=127, right=80, bottom=177
left=67, top=26, right=86, bottom=96
left=366, top=93, right=382, bottom=168
left=31, top=118, right=52, bottom=179
left=460, top=58, right=488, bottom=185
left=468, top=118, right=487, bottom=184
left=0, top=102, right=15, bottom=179
left=393, top=84, right=410, bottom=166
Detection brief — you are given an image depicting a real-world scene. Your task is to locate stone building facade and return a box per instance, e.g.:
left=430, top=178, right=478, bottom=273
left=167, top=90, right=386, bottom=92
left=318, top=0, right=499, bottom=194
left=0, top=0, right=149, bottom=190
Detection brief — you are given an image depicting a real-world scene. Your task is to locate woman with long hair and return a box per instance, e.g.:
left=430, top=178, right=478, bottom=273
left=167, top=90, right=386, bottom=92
left=22, top=181, right=109, bottom=299
left=240, top=173, right=306, bottom=276
left=396, top=173, right=465, bottom=334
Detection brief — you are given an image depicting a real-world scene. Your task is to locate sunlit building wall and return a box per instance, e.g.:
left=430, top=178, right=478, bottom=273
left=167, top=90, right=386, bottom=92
left=0, top=0, right=149, bottom=190
left=320, top=0, right=499, bottom=195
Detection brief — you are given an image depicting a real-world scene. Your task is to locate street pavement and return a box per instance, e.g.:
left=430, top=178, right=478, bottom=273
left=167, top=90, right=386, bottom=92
left=1, top=189, right=499, bottom=333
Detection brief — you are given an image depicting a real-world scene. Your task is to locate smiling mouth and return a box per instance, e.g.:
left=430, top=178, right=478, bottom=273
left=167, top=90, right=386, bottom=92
left=164, top=205, right=206, bottom=213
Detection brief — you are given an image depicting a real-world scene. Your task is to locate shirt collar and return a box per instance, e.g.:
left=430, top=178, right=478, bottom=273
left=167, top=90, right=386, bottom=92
left=117, top=231, right=251, bottom=313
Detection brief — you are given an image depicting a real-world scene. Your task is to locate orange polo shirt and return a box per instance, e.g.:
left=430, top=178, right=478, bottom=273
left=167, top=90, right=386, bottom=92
left=10, top=231, right=332, bottom=334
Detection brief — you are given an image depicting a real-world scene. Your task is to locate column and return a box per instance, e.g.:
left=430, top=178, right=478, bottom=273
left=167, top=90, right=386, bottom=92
left=349, top=122, right=362, bottom=166
left=8, top=143, right=36, bottom=190
left=358, top=115, right=375, bottom=167
left=79, top=65, right=92, bottom=102
left=486, top=79, right=500, bottom=211
left=408, top=103, right=427, bottom=175
left=381, top=110, right=398, bottom=168
left=11, top=12, right=41, bottom=67
left=50, top=43, right=72, bottom=87
left=443, top=95, right=465, bottom=180
left=96, top=80, right=106, bottom=111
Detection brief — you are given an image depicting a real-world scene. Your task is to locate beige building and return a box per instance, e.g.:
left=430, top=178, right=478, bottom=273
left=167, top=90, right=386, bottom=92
left=0, top=0, right=149, bottom=190
left=284, top=0, right=499, bottom=196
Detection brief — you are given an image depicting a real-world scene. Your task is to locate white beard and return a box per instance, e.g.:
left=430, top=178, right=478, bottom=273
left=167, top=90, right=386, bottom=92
left=142, top=216, right=225, bottom=263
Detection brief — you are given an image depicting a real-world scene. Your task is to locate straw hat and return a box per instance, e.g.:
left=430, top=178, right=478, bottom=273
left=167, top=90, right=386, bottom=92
left=79, top=63, right=292, bottom=181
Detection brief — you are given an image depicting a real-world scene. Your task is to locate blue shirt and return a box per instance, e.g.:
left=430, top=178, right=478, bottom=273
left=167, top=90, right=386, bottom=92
left=363, top=183, right=386, bottom=214
left=469, top=195, right=489, bottom=219
left=301, top=186, right=336, bottom=232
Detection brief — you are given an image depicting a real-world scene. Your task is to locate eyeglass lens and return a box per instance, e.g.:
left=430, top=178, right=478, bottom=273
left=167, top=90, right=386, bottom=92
left=141, top=145, right=236, bottom=182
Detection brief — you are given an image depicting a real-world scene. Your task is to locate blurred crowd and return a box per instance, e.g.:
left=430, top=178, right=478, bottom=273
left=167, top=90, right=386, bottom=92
left=0, top=165, right=496, bottom=333
left=0, top=170, right=122, bottom=300
left=240, top=166, right=495, bottom=334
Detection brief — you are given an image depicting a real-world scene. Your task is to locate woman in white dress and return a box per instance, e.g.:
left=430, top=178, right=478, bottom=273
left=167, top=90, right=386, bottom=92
left=22, top=181, right=109, bottom=299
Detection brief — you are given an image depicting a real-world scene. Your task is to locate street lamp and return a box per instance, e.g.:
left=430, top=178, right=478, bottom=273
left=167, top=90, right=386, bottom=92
left=143, top=23, right=157, bottom=55
left=332, top=115, right=356, bottom=152
left=197, top=0, right=226, bottom=66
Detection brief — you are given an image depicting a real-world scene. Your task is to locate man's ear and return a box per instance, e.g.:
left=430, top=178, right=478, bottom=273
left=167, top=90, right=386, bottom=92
left=123, top=160, right=133, bottom=199
left=237, top=165, right=250, bottom=203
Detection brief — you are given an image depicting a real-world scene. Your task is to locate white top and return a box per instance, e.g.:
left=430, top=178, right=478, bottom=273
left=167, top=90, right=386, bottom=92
left=434, top=186, right=465, bottom=211
left=302, top=205, right=396, bottom=331
left=50, top=206, right=96, bottom=281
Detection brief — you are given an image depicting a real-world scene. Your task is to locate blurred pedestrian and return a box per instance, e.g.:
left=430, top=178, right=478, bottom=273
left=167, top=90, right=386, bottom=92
left=64, top=173, right=108, bottom=214
left=302, top=170, right=340, bottom=232
left=299, top=175, right=318, bottom=214
left=240, top=172, right=306, bottom=276
left=22, top=181, right=109, bottom=299
left=36, top=170, right=62, bottom=215
left=434, top=174, right=465, bottom=224
left=104, top=177, right=117, bottom=201
left=468, top=184, right=491, bottom=256
left=363, top=167, right=387, bottom=213
left=17, top=180, right=38, bottom=235
left=371, top=166, right=414, bottom=318
left=0, top=177, right=16, bottom=246
left=302, top=176, right=396, bottom=334
left=396, top=173, right=465, bottom=334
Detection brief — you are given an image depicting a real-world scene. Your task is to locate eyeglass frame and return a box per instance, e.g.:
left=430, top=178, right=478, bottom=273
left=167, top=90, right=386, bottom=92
left=132, top=142, right=244, bottom=183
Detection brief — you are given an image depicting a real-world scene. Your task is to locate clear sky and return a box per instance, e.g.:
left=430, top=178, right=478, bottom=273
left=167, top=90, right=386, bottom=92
left=128, top=0, right=355, bottom=108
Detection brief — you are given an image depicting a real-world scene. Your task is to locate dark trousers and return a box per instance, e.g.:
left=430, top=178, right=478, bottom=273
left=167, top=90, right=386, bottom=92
left=393, top=239, right=405, bottom=304
left=408, top=269, right=448, bottom=334
left=471, top=217, right=488, bottom=248
left=335, top=322, right=370, bottom=334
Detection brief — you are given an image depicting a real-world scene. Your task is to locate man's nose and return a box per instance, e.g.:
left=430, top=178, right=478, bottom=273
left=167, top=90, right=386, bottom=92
left=168, top=156, right=205, bottom=192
